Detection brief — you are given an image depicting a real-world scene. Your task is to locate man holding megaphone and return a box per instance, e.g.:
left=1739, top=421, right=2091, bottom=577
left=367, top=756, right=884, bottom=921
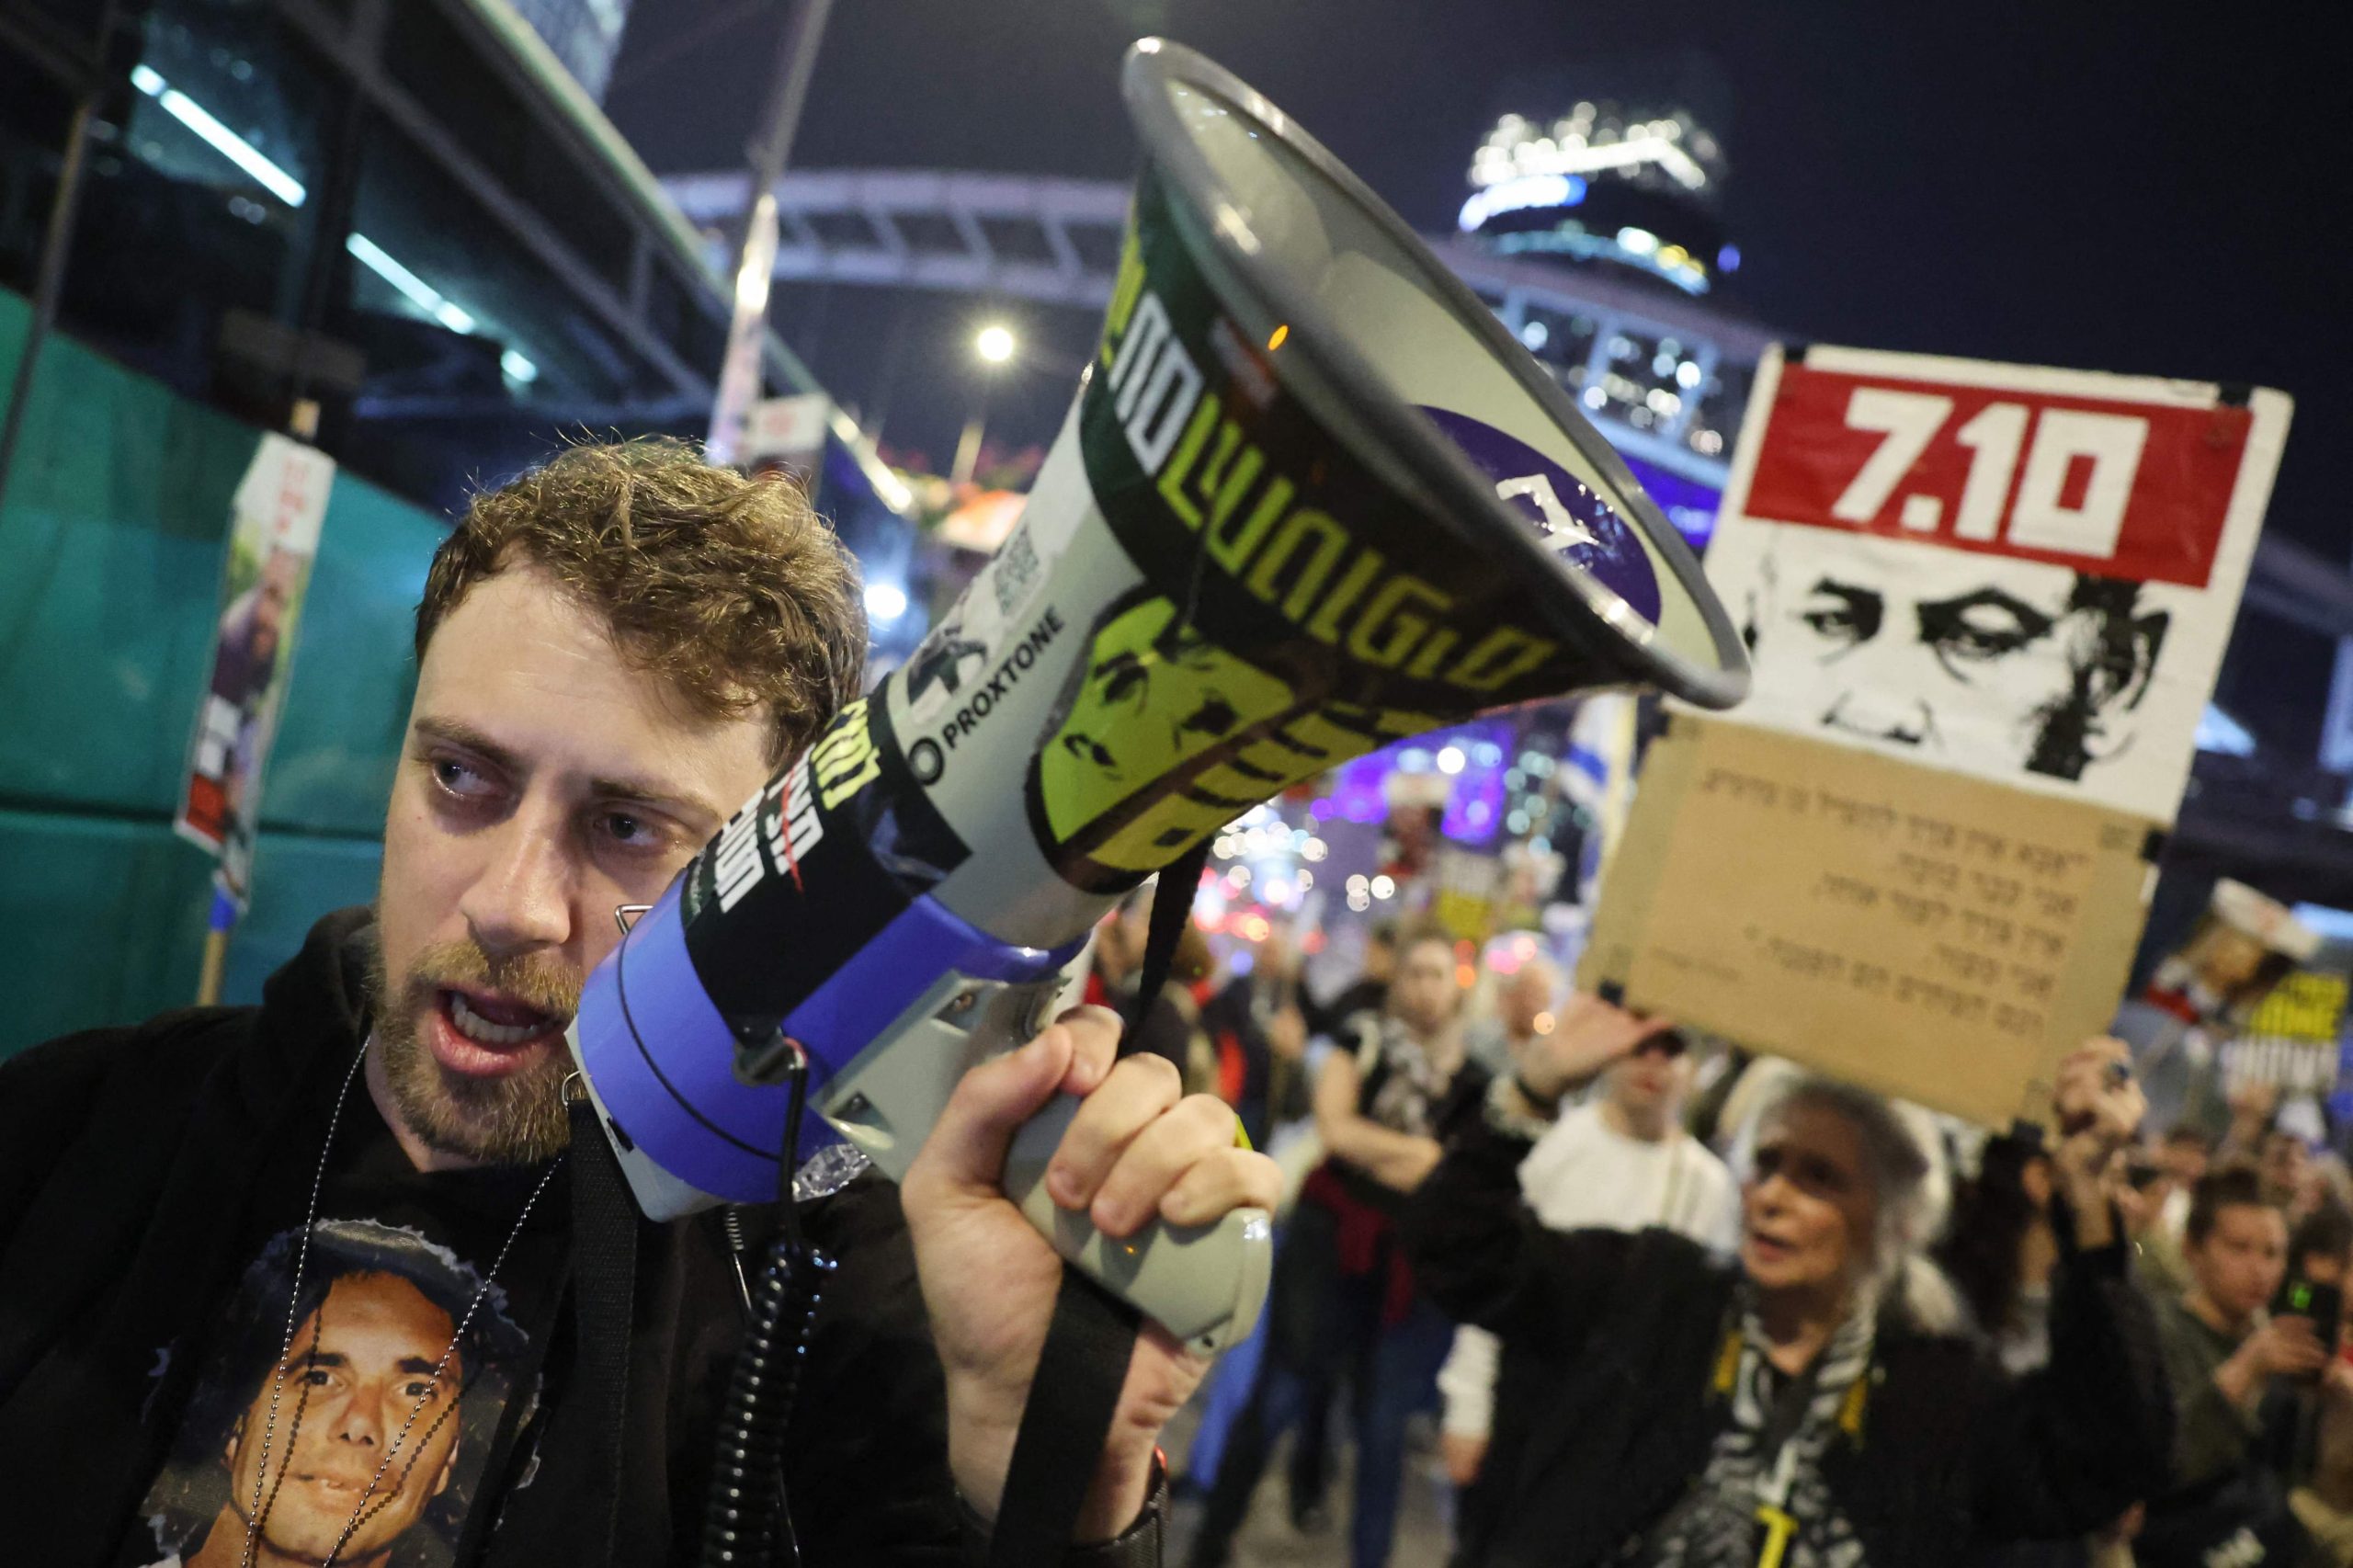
left=0, top=438, right=1273, bottom=1565
left=3, top=39, right=1757, bottom=1567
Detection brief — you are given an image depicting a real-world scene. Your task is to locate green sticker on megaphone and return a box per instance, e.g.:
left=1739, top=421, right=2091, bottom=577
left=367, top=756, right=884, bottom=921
left=1021, top=171, right=1574, bottom=889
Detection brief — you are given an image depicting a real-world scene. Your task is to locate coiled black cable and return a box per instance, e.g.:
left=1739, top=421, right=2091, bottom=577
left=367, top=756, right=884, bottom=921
left=701, top=1045, right=833, bottom=1567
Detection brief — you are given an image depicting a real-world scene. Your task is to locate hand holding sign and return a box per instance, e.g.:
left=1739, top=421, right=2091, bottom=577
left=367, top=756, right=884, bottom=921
left=1515, top=991, right=1665, bottom=1103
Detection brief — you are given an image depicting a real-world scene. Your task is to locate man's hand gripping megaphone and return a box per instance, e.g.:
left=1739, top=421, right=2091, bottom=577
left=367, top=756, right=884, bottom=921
left=904, top=1004, right=1278, bottom=1535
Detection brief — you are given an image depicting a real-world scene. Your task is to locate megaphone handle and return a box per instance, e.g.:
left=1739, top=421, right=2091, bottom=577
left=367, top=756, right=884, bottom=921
left=1001, top=1093, right=1272, bottom=1355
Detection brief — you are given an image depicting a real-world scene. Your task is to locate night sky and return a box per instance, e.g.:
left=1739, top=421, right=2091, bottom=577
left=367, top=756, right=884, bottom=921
left=608, top=0, right=2345, bottom=747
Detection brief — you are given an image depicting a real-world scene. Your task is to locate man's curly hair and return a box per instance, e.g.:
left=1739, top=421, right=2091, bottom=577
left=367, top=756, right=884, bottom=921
left=417, top=437, right=867, bottom=765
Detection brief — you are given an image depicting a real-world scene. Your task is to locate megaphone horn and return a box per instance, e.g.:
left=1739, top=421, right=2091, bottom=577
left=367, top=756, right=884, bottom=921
left=568, top=38, right=1749, bottom=1353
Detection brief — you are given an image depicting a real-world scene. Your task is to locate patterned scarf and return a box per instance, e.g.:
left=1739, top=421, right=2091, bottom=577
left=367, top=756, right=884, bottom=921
left=1638, top=1293, right=1878, bottom=1568
left=1359, top=1016, right=1449, bottom=1137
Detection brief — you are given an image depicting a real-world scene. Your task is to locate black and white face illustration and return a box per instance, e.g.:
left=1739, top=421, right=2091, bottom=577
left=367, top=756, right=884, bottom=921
left=1729, top=527, right=2170, bottom=784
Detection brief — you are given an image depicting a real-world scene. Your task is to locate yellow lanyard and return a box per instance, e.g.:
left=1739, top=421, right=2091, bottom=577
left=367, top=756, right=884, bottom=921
left=1753, top=1503, right=1800, bottom=1568
left=1709, top=1321, right=1872, bottom=1568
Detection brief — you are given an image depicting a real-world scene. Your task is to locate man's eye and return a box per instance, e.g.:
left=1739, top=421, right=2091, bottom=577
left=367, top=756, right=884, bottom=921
left=1918, top=593, right=2053, bottom=663
left=1800, top=605, right=1869, bottom=642
left=404, top=1379, right=440, bottom=1400
left=598, top=812, right=671, bottom=853
left=431, top=757, right=493, bottom=797
left=1794, top=581, right=1883, bottom=647
left=302, top=1368, right=333, bottom=1387
left=1944, top=610, right=2034, bottom=658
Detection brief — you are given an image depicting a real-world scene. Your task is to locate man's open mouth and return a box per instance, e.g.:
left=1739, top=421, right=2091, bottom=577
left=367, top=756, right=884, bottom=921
left=446, top=988, right=563, bottom=1046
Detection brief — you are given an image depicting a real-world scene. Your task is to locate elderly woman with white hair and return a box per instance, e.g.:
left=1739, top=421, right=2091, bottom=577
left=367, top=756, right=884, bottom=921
left=1404, top=996, right=2171, bottom=1568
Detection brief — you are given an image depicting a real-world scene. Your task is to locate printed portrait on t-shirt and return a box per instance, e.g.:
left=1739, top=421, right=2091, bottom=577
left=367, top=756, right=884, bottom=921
left=123, top=1220, right=529, bottom=1568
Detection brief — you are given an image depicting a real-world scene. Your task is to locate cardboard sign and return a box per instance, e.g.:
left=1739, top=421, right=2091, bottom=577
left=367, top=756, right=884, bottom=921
left=1704, top=346, right=2290, bottom=823
left=1581, top=714, right=2156, bottom=1129
left=175, top=432, right=335, bottom=904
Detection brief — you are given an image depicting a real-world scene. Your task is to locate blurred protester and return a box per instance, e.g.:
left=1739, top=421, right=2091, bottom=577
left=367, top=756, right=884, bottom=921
left=1176, top=938, right=1313, bottom=1510
left=1085, top=885, right=1150, bottom=1009
left=1462, top=956, right=1562, bottom=1082
left=2159, top=1126, right=2215, bottom=1242
left=2274, top=1290, right=2353, bottom=1565
left=2222, top=1079, right=2285, bottom=1164
left=1406, top=1007, right=2167, bottom=1568
left=1189, top=932, right=1476, bottom=1568
left=1437, top=1008, right=1737, bottom=1498
left=1939, top=1133, right=2063, bottom=1375
left=1304, top=919, right=1399, bottom=1040
left=2290, top=1206, right=2353, bottom=1291
left=2139, top=1167, right=2323, bottom=1566
left=2302, top=1157, right=2353, bottom=1232
left=1199, top=934, right=1313, bottom=1150
left=2268, top=1128, right=2315, bottom=1213
left=2115, top=1147, right=2195, bottom=1301
left=1084, top=889, right=1214, bottom=1078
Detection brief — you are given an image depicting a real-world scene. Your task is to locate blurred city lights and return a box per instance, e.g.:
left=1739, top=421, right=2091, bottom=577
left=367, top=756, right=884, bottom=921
left=131, top=63, right=308, bottom=207
left=347, top=233, right=475, bottom=334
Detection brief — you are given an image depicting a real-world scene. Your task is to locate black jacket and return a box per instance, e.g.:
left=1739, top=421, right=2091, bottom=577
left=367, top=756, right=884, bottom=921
left=1404, top=1113, right=2175, bottom=1568
left=0, top=910, right=961, bottom=1566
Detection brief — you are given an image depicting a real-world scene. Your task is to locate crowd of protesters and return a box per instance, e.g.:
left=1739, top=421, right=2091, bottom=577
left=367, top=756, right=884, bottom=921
left=1075, top=898, right=2353, bottom=1568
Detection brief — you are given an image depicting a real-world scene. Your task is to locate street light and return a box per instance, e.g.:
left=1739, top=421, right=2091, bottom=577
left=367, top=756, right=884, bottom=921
left=954, top=324, right=1017, bottom=484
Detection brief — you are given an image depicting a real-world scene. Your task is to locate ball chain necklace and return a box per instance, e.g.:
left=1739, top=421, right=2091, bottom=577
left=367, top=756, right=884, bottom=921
left=238, top=1037, right=563, bottom=1568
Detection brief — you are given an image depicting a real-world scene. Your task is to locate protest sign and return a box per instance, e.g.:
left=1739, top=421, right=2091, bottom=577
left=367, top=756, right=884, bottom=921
left=1703, top=346, right=2290, bottom=822
left=1582, top=713, right=2155, bottom=1128
left=174, top=431, right=335, bottom=906
left=2226, top=971, right=2350, bottom=1097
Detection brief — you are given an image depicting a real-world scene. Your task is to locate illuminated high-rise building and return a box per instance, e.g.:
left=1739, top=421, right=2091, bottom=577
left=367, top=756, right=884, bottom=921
left=1434, top=102, right=1758, bottom=545
left=1461, top=103, right=1733, bottom=298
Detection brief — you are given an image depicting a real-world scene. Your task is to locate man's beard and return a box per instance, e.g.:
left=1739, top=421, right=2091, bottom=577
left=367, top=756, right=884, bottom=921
left=364, top=928, right=579, bottom=1165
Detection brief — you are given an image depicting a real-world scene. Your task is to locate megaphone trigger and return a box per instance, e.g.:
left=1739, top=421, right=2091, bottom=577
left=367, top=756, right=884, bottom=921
left=805, top=955, right=1273, bottom=1350
left=1003, top=1092, right=1275, bottom=1355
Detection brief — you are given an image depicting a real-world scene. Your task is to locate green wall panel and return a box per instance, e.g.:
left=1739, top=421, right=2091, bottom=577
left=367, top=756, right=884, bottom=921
left=0, top=287, right=447, bottom=1060
left=0, top=811, right=387, bottom=1054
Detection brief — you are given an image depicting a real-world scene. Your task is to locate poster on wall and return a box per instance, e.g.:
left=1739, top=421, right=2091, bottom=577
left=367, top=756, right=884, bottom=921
left=1701, top=346, right=2290, bottom=823
left=174, top=432, right=335, bottom=906
left=739, top=391, right=832, bottom=493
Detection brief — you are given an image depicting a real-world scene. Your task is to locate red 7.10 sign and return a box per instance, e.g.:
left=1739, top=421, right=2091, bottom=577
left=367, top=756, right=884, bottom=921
left=1743, top=362, right=2254, bottom=588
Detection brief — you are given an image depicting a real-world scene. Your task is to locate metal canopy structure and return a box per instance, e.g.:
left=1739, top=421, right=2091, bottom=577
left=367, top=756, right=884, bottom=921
left=665, top=167, right=1132, bottom=308
left=661, top=166, right=1775, bottom=491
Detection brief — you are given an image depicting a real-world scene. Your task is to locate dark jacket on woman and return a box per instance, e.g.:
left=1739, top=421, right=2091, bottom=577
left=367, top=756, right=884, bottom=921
left=1403, top=1112, right=2175, bottom=1568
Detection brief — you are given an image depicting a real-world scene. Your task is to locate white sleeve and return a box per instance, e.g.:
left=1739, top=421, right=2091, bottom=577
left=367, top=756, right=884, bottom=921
left=1438, top=1323, right=1502, bottom=1438
left=1699, top=1155, right=1743, bottom=1253
left=1665, top=1142, right=1744, bottom=1253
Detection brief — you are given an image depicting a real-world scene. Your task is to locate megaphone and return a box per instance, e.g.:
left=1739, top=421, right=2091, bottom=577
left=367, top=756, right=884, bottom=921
left=567, top=39, right=1748, bottom=1353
